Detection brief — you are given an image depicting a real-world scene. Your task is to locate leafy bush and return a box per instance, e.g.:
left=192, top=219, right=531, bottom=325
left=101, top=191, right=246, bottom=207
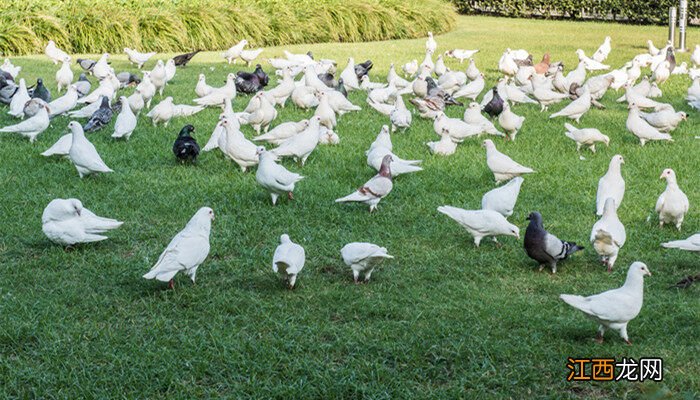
left=0, top=0, right=456, bottom=56
left=451, top=0, right=700, bottom=25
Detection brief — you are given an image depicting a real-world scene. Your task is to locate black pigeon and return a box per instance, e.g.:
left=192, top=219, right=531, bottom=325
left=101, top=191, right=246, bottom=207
left=77, top=58, right=96, bottom=72
left=173, top=125, right=200, bottom=163
left=317, top=73, right=337, bottom=89
left=666, top=47, right=676, bottom=73
left=74, top=73, right=91, bottom=98
left=354, top=60, right=373, bottom=80
left=31, top=78, right=51, bottom=103
left=235, top=64, right=268, bottom=94
left=83, top=96, right=113, bottom=132
left=524, top=212, right=584, bottom=274
left=482, top=87, right=504, bottom=118
left=426, top=77, right=462, bottom=106
left=173, top=50, right=200, bottom=67
left=337, top=78, right=348, bottom=97
left=669, top=273, right=700, bottom=289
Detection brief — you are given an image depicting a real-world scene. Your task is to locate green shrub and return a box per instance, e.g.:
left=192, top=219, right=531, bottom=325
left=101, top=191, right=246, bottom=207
left=0, top=0, right=456, bottom=56
left=451, top=0, right=699, bottom=25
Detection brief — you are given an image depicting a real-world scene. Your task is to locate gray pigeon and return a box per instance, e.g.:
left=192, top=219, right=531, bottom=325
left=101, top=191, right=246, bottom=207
left=74, top=74, right=91, bottom=98
left=524, top=211, right=584, bottom=273
left=77, top=58, right=96, bottom=72
left=0, top=78, right=18, bottom=104
left=83, top=96, right=113, bottom=132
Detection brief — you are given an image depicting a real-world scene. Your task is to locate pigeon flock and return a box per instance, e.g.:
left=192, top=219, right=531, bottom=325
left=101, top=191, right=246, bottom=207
left=1, top=33, right=698, bottom=345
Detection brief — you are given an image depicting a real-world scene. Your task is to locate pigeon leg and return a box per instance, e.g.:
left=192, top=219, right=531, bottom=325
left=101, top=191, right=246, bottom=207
left=168, top=280, right=174, bottom=290
left=287, top=192, right=294, bottom=200
left=353, top=270, right=360, bottom=284
left=538, top=264, right=545, bottom=272
left=595, top=325, right=605, bottom=343
left=364, top=268, right=375, bottom=283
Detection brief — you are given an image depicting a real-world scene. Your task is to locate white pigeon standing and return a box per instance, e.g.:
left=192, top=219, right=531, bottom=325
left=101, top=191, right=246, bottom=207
left=255, top=148, right=304, bottom=205
left=222, top=39, right=248, bottom=64
left=146, top=96, right=174, bottom=126
left=8, top=78, right=30, bottom=118
left=498, top=103, right=525, bottom=141
left=463, top=102, right=503, bottom=136
left=427, top=127, right=457, bottom=156
left=340, top=58, right=360, bottom=91
left=483, top=139, right=535, bottom=184
left=112, top=96, right=137, bottom=140
left=592, top=36, right=612, bottom=62
left=481, top=176, right=524, bottom=217
left=48, top=85, right=79, bottom=117
left=0, top=102, right=50, bottom=142
left=466, top=58, right=480, bottom=80
left=437, top=207, right=520, bottom=247
left=45, top=40, right=70, bottom=64
left=91, top=53, right=111, bottom=80
left=626, top=104, right=673, bottom=146
left=656, top=169, right=690, bottom=230
left=272, top=234, right=305, bottom=289
left=136, top=72, right=156, bottom=108
left=219, top=118, right=259, bottom=172
left=195, top=74, right=214, bottom=97
left=42, top=198, right=123, bottom=246
left=143, top=207, right=214, bottom=289
left=419, top=50, right=434, bottom=73
left=124, top=48, right=156, bottom=69
left=41, top=133, right=73, bottom=157
left=402, top=60, right=418, bottom=77
left=127, top=89, right=145, bottom=116
left=1, top=58, right=21, bottom=78
left=150, top=60, right=167, bottom=96
left=366, top=125, right=422, bottom=177
left=164, top=59, right=176, bottom=83
left=426, top=32, right=437, bottom=53
left=341, top=242, right=394, bottom=284
left=67, top=121, right=113, bottom=178
left=639, top=107, right=687, bottom=132
left=596, top=155, right=625, bottom=216
left=550, top=86, right=591, bottom=123
left=591, top=198, right=627, bottom=272
left=55, top=56, right=74, bottom=92
left=662, top=234, right=700, bottom=252
left=576, top=49, right=610, bottom=71
left=560, top=262, right=651, bottom=344
left=563, top=123, right=610, bottom=153
left=271, top=116, right=322, bottom=166
left=434, top=55, right=447, bottom=76
left=389, top=95, right=412, bottom=132
left=336, top=155, right=393, bottom=213
left=252, top=119, right=309, bottom=145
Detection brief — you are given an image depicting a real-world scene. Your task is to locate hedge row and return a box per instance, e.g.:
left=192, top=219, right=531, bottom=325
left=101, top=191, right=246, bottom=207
left=451, top=0, right=699, bottom=25
left=0, top=0, right=457, bottom=56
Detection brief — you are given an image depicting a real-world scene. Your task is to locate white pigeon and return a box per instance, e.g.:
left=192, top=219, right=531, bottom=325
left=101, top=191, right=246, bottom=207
left=194, top=73, right=237, bottom=107
left=652, top=60, right=671, bottom=85
left=444, top=49, right=479, bottom=63
left=360, top=75, right=387, bottom=91
left=483, top=139, right=534, bottom=184
left=426, top=31, right=437, bottom=52
left=437, top=206, right=520, bottom=247
left=437, top=70, right=467, bottom=93
left=136, top=72, right=156, bottom=108
left=563, top=123, right=609, bottom=153
left=550, top=86, right=591, bottom=123
left=531, top=77, right=570, bottom=111
left=498, top=51, right=518, bottom=76
left=336, top=155, right=393, bottom=213
left=498, top=103, right=525, bottom=141
left=146, top=97, right=174, bottom=126
left=55, top=56, right=74, bottom=92
left=47, top=85, right=79, bottom=117
left=240, top=48, right=263, bottom=66
left=402, top=60, right=418, bottom=77
left=656, top=169, right=690, bottom=230
left=592, top=36, right=612, bottom=62
left=319, top=126, right=340, bottom=145
left=463, top=102, right=503, bottom=136
left=626, top=105, right=673, bottom=146
left=272, top=234, right=305, bottom=289
left=647, top=40, right=661, bottom=56
left=639, top=108, right=686, bottom=132
left=576, top=49, right=610, bottom=71
left=389, top=95, right=411, bottom=132
left=596, top=155, right=625, bottom=216
left=453, top=74, right=485, bottom=100
left=143, top=207, right=214, bottom=289
left=67, top=121, right=113, bottom=178
left=266, top=68, right=296, bottom=106
left=164, top=59, right=176, bottom=83
left=565, top=62, right=587, bottom=89
left=434, top=55, right=447, bottom=76
left=253, top=119, right=309, bottom=145
left=326, top=90, right=361, bottom=115
left=341, top=242, right=393, bottom=284
left=45, top=40, right=70, bottom=64
left=219, top=118, right=259, bottom=172
left=271, top=116, right=322, bottom=166
left=291, top=85, right=319, bottom=109
left=340, top=58, right=360, bottom=90
left=366, top=126, right=421, bottom=177
left=77, top=78, right=115, bottom=105
left=42, top=198, right=122, bottom=246
left=427, top=127, right=457, bottom=156
left=244, top=92, right=278, bottom=134
left=687, top=78, right=700, bottom=101
left=127, top=89, right=145, bottom=115
left=67, top=99, right=103, bottom=119
left=255, top=148, right=304, bottom=205
left=41, top=134, right=72, bottom=157
left=366, top=98, right=394, bottom=116
left=313, top=91, right=336, bottom=129
left=124, top=48, right=156, bottom=69
left=481, top=176, right=524, bottom=217
left=112, top=96, right=137, bottom=140
left=387, top=63, right=410, bottom=89
left=662, top=234, right=700, bottom=252
left=419, top=50, right=434, bottom=73
left=591, top=198, right=627, bottom=272
left=466, top=58, right=480, bottom=80
left=8, top=78, right=30, bottom=118
left=1, top=58, right=21, bottom=78
left=560, top=262, right=651, bottom=344
left=433, top=113, right=481, bottom=142
left=91, top=53, right=111, bottom=80
left=172, top=104, right=204, bottom=118
left=0, top=102, right=50, bottom=142
left=150, top=60, right=167, bottom=96
left=195, top=74, right=214, bottom=97
left=692, top=45, right=700, bottom=67
left=222, top=40, right=248, bottom=64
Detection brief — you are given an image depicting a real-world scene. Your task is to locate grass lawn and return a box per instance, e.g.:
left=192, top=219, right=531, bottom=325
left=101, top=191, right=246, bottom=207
left=0, top=15, right=698, bottom=399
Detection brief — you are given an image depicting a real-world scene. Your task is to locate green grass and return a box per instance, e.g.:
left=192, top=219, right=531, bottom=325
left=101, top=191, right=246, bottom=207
left=1, top=15, right=699, bottom=398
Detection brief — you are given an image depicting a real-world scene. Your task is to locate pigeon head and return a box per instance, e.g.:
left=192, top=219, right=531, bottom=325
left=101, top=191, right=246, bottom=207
left=79, top=73, right=88, bottom=82
left=241, top=39, right=248, bottom=46
left=526, top=211, right=543, bottom=226
left=191, top=207, right=215, bottom=227
left=508, top=224, right=520, bottom=240
left=482, top=139, right=495, bottom=150
left=601, top=134, right=611, bottom=147
left=441, top=127, right=450, bottom=137
left=280, top=234, right=291, bottom=244
left=198, top=74, right=205, bottom=81
left=610, top=154, right=624, bottom=167
left=679, top=112, right=688, bottom=121
left=255, top=146, right=268, bottom=156
left=468, top=102, right=480, bottom=110
left=659, top=168, right=677, bottom=182
left=37, top=78, right=43, bottom=86
left=629, top=262, right=652, bottom=278
left=179, top=125, right=195, bottom=137
left=378, top=155, right=393, bottom=177
left=99, top=96, right=109, bottom=108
